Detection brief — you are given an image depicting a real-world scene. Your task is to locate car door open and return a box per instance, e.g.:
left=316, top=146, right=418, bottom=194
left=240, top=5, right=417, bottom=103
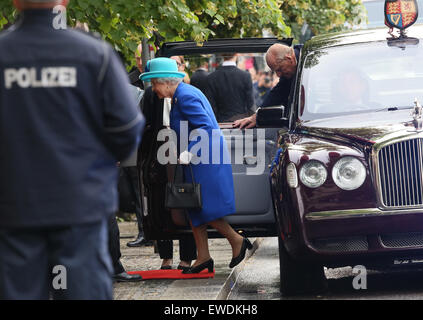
left=139, top=38, right=292, bottom=240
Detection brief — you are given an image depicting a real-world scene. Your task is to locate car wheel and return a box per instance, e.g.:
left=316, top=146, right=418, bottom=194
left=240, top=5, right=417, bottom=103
left=278, top=236, right=327, bottom=296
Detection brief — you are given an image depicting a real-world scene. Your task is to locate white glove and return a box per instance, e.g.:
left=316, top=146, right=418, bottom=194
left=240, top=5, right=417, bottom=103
left=179, top=151, right=193, bottom=165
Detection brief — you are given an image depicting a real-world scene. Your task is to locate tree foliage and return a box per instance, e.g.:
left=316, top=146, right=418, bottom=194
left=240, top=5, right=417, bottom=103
left=0, top=0, right=365, bottom=66
left=281, top=0, right=367, bottom=40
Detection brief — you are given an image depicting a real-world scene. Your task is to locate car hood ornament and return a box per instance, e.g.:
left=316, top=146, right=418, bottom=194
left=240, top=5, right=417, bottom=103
left=411, top=98, right=423, bottom=131
left=385, top=0, right=419, bottom=38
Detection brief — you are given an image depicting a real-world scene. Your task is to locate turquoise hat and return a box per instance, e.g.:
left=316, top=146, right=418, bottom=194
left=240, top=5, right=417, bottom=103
left=139, top=58, right=185, bottom=81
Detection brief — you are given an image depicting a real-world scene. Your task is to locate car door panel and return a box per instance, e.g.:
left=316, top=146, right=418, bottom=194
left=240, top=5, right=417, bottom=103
left=221, top=128, right=279, bottom=229
left=139, top=38, right=294, bottom=240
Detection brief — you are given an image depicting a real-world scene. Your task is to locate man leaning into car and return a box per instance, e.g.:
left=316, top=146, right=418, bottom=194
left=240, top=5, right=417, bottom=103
left=233, top=43, right=301, bottom=129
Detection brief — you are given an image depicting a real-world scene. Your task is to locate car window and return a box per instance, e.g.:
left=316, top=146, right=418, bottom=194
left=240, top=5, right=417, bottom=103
left=300, top=41, right=423, bottom=120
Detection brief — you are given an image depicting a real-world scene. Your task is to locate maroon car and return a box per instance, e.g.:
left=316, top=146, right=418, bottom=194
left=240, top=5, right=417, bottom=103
left=259, top=24, right=423, bottom=294
left=138, top=25, right=423, bottom=296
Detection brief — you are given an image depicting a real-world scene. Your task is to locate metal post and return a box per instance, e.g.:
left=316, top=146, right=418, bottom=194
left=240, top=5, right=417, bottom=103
left=141, top=38, right=151, bottom=87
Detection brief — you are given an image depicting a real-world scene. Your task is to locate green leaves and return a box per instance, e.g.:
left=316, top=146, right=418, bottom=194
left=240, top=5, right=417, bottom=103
left=0, top=16, right=8, bottom=29
left=281, top=0, right=367, bottom=40
left=0, top=2, right=16, bottom=29
left=0, top=0, right=365, bottom=68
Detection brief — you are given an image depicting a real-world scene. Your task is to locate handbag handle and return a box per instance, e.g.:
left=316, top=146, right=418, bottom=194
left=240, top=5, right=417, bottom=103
left=173, top=162, right=196, bottom=184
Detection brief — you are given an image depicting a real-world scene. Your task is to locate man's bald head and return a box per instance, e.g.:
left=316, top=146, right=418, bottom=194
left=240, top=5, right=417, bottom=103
left=266, top=43, right=292, bottom=63
left=13, top=0, right=69, bottom=10
left=265, top=43, right=297, bottom=80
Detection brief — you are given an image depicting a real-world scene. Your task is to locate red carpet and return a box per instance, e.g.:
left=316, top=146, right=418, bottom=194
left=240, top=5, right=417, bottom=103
left=127, top=269, right=215, bottom=280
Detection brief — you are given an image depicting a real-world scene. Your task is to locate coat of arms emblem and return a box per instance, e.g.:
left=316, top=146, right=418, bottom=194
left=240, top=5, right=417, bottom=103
left=385, top=0, right=419, bottom=30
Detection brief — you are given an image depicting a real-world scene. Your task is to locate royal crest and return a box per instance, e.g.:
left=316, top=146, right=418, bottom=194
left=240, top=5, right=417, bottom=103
left=385, top=0, right=419, bottom=30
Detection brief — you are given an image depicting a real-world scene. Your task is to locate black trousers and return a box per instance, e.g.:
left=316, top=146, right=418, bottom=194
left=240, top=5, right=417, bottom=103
left=121, top=166, right=144, bottom=236
left=157, top=238, right=197, bottom=262
left=156, top=165, right=197, bottom=262
left=108, top=213, right=125, bottom=275
left=0, top=219, right=113, bottom=300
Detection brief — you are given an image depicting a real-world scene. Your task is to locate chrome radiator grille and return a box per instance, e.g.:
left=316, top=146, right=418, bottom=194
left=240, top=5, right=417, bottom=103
left=378, top=138, right=423, bottom=207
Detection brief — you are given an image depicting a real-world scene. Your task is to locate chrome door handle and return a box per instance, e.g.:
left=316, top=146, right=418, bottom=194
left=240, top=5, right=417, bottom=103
left=244, top=155, right=257, bottom=165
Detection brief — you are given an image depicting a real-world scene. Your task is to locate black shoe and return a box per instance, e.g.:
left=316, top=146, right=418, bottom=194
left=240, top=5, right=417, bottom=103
left=177, top=265, right=191, bottom=273
left=229, top=238, right=253, bottom=268
left=113, top=272, right=143, bottom=282
left=160, top=265, right=172, bottom=270
left=182, top=259, right=214, bottom=274
left=127, top=235, right=150, bottom=247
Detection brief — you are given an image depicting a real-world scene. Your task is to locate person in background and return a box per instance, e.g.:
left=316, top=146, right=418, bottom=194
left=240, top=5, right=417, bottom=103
left=249, top=67, right=258, bottom=87
left=108, top=208, right=143, bottom=282
left=206, top=53, right=255, bottom=122
left=108, top=77, right=145, bottom=283
left=171, top=55, right=190, bottom=84
left=0, top=0, right=144, bottom=299
left=332, top=69, right=371, bottom=108
left=128, top=44, right=145, bottom=89
left=73, top=15, right=145, bottom=282
left=125, top=45, right=152, bottom=248
left=190, top=59, right=209, bottom=94
left=253, top=71, right=273, bottom=107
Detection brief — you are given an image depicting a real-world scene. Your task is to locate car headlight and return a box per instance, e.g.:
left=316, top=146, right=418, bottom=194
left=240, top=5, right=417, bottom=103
left=299, top=160, right=327, bottom=188
left=332, top=156, right=366, bottom=190
left=286, top=163, right=298, bottom=188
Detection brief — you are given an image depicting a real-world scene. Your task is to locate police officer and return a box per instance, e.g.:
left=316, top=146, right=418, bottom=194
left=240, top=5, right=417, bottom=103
left=0, top=0, right=145, bottom=300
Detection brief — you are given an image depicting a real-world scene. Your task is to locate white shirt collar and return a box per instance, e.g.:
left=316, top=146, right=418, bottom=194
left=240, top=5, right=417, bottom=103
left=222, top=61, right=237, bottom=67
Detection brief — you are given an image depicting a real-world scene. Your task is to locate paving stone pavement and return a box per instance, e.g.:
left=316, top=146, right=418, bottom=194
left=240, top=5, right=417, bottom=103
left=113, top=221, right=256, bottom=300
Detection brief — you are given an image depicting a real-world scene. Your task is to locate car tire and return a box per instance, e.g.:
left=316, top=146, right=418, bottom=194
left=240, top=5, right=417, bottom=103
left=278, top=236, right=327, bottom=296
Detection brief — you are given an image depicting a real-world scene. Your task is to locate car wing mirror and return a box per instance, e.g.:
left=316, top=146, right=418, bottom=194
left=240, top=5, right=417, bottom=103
left=256, top=106, right=289, bottom=128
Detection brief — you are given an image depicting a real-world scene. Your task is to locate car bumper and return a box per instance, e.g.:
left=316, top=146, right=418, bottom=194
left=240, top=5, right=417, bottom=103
left=296, top=207, right=423, bottom=267
left=305, top=207, right=423, bottom=221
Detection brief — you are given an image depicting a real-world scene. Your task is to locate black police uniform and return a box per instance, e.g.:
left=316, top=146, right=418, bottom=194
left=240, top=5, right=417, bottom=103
left=0, top=9, right=145, bottom=299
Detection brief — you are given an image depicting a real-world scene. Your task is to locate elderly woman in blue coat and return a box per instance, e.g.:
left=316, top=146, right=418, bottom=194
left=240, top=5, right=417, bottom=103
left=140, top=58, right=252, bottom=273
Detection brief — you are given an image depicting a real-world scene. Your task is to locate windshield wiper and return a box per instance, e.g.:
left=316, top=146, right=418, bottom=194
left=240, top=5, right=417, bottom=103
left=375, top=106, right=413, bottom=112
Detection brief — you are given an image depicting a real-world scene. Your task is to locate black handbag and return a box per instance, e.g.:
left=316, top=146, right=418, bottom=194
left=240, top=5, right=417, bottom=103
left=165, top=164, right=202, bottom=210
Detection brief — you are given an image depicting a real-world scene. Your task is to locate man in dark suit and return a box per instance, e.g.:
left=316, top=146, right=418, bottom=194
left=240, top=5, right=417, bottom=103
left=128, top=43, right=144, bottom=89
left=190, top=60, right=209, bottom=94
left=206, top=53, right=255, bottom=122
left=124, top=44, right=153, bottom=248
left=233, top=43, right=301, bottom=129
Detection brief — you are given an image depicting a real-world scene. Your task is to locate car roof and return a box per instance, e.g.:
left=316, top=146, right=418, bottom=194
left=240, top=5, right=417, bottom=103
left=157, top=37, right=293, bottom=57
left=158, top=24, right=423, bottom=57
left=305, top=24, right=423, bottom=52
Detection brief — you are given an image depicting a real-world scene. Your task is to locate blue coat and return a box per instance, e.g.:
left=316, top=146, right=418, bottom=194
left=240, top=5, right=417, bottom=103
left=170, top=82, right=235, bottom=227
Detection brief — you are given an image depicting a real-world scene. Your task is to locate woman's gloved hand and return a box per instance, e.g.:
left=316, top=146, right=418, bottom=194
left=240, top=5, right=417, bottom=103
left=178, top=150, right=193, bottom=165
